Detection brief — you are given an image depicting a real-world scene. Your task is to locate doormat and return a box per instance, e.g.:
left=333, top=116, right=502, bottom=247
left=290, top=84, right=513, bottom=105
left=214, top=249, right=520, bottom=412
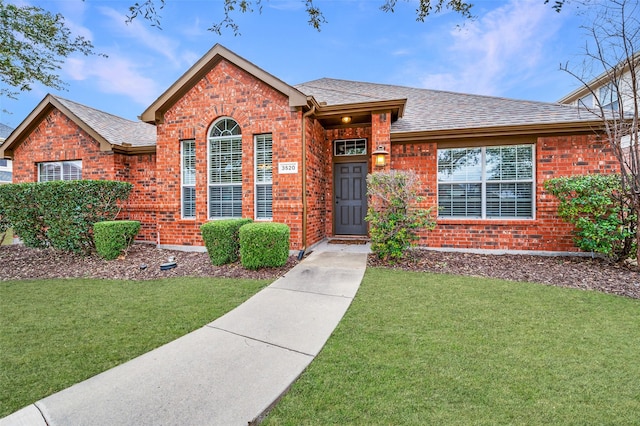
left=328, top=239, right=369, bottom=245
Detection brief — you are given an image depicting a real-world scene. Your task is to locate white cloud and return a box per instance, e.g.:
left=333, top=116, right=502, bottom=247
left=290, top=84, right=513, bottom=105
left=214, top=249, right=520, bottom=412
left=412, top=0, right=565, bottom=97
left=64, top=55, right=160, bottom=106
left=98, top=6, right=186, bottom=68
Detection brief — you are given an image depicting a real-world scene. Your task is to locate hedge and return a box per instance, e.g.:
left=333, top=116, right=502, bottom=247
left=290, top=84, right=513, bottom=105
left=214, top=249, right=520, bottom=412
left=239, top=222, right=290, bottom=269
left=0, top=180, right=132, bottom=254
left=93, top=220, right=141, bottom=260
left=201, top=218, right=253, bottom=265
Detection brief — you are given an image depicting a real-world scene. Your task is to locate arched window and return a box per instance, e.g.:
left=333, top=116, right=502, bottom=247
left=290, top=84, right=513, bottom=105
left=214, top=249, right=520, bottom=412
left=208, top=118, right=242, bottom=218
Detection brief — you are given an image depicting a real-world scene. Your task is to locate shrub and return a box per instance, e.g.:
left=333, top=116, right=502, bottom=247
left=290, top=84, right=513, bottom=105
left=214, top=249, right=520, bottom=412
left=0, top=180, right=132, bottom=254
left=544, top=174, right=636, bottom=262
left=0, top=202, right=10, bottom=245
left=239, top=222, right=290, bottom=270
left=201, top=218, right=253, bottom=265
left=93, top=220, right=141, bottom=260
left=365, top=170, right=436, bottom=261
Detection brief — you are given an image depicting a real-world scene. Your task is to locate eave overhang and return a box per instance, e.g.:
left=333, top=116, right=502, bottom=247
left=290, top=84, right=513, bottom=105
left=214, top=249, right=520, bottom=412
left=390, top=120, right=605, bottom=143
left=309, top=98, right=406, bottom=128
left=140, top=44, right=309, bottom=124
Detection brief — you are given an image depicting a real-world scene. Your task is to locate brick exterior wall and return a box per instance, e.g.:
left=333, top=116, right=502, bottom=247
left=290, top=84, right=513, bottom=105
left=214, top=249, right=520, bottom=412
left=390, top=133, right=620, bottom=252
left=7, top=71, right=623, bottom=255
left=11, top=107, right=157, bottom=242
left=155, top=59, right=305, bottom=249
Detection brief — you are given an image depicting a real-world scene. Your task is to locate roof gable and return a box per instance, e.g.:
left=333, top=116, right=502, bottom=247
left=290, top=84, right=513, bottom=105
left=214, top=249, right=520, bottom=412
left=140, top=44, right=309, bottom=124
left=0, top=95, right=156, bottom=159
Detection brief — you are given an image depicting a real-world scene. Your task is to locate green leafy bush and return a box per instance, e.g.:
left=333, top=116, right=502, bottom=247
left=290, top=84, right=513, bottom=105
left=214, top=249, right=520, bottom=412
left=93, top=220, right=141, bottom=260
left=0, top=202, right=11, bottom=245
left=365, top=170, right=436, bottom=261
left=201, top=218, right=253, bottom=265
left=239, top=222, right=290, bottom=270
left=544, top=174, right=636, bottom=261
left=0, top=180, right=132, bottom=253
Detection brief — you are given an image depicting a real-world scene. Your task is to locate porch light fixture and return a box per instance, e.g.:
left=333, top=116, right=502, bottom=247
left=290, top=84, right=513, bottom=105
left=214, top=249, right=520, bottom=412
left=341, top=116, right=352, bottom=124
left=372, top=146, right=389, bottom=167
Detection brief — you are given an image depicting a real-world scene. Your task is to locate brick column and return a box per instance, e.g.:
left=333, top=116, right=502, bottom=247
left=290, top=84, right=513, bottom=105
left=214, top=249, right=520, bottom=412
left=371, top=111, right=391, bottom=172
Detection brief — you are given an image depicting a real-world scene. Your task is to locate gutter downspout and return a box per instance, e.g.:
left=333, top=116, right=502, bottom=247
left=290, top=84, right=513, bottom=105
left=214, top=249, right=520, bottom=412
left=298, top=102, right=316, bottom=260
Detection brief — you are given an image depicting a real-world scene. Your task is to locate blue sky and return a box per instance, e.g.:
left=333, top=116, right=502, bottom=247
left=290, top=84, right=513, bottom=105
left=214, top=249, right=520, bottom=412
left=1, top=0, right=595, bottom=129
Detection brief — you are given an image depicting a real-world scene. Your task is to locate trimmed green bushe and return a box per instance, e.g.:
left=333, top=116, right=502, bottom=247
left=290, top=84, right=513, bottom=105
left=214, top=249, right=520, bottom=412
left=239, top=222, right=290, bottom=269
left=93, top=220, right=141, bottom=260
left=544, top=174, right=636, bottom=261
left=0, top=180, right=132, bottom=254
left=201, top=218, right=253, bottom=265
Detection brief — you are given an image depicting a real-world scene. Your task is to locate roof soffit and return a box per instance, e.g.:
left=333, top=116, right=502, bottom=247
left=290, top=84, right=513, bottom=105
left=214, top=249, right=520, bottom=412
left=140, top=44, right=309, bottom=124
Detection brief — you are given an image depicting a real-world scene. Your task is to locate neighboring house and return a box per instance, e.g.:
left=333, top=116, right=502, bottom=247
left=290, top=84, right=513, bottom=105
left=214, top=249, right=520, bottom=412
left=0, top=123, right=14, bottom=184
left=558, top=52, right=639, bottom=112
left=0, top=44, right=619, bottom=254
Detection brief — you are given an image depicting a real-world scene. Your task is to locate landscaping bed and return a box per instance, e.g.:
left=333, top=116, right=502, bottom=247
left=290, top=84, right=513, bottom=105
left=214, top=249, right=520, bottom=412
left=1, top=243, right=638, bottom=299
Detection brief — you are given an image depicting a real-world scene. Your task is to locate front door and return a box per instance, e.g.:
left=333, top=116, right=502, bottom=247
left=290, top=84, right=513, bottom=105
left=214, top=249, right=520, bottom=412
left=334, top=162, right=368, bottom=235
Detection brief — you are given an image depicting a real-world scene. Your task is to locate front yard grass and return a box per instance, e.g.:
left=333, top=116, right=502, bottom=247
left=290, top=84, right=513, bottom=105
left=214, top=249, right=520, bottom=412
left=0, top=277, right=268, bottom=418
left=265, top=268, right=640, bottom=425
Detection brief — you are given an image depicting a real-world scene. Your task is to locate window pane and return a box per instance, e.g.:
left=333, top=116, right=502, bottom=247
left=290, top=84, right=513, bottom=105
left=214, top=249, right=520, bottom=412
left=182, top=140, right=196, bottom=185
left=256, top=134, right=273, bottom=184
left=182, top=186, right=196, bottom=218
left=209, top=185, right=242, bottom=218
left=256, top=184, right=272, bottom=219
left=210, top=138, right=242, bottom=184
left=437, top=148, right=481, bottom=182
left=438, top=183, right=481, bottom=217
left=334, top=139, right=367, bottom=156
left=486, top=182, right=532, bottom=218
left=38, top=161, right=81, bottom=182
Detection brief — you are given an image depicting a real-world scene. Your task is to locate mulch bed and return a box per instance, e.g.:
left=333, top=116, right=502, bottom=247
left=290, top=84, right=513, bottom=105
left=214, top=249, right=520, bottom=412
left=1, top=243, right=639, bottom=299
left=368, top=250, right=640, bottom=299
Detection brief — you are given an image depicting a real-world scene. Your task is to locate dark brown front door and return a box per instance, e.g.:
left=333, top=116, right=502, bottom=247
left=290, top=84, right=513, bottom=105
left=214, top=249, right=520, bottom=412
left=334, top=162, right=368, bottom=235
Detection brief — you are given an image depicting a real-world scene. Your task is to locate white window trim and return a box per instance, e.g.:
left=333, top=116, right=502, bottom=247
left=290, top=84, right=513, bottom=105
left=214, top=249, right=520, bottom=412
left=181, top=139, right=196, bottom=220
left=333, top=138, right=367, bottom=156
left=37, top=160, right=82, bottom=182
left=254, top=134, right=273, bottom=221
left=437, top=144, right=536, bottom=220
left=207, top=117, right=243, bottom=220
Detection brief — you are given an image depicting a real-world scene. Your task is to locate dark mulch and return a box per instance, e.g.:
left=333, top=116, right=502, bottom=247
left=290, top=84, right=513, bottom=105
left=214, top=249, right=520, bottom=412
left=1, top=243, right=639, bottom=300
left=368, top=250, right=640, bottom=299
left=0, top=244, right=298, bottom=282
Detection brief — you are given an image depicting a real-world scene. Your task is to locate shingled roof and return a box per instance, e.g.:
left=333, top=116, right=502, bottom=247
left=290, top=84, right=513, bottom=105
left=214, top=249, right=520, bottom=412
left=0, top=123, right=13, bottom=140
left=0, top=95, right=156, bottom=159
left=296, top=78, right=601, bottom=138
left=55, top=97, right=156, bottom=148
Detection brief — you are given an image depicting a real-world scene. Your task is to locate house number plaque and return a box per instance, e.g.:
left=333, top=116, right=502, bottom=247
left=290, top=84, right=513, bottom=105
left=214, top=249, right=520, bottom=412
left=278, top=162, right=298, bottom=174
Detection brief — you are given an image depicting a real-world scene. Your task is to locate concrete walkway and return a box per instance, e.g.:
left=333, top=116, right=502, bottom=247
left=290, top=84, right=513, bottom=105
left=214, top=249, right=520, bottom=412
left=1, top=242, right=369, bottom=426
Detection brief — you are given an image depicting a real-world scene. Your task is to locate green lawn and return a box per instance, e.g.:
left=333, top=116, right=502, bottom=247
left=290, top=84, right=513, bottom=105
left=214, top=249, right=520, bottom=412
left=265, top=268, right=640, bottom=425
left=0, top=277, right=268, bottom=418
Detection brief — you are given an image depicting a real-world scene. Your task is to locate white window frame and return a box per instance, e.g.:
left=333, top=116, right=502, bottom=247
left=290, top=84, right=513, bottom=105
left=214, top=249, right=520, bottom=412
left=437, top=144, right=535, bottom=219
left=207, top=118, right=243, bottom=219
left=334, top=138, right=367, bottom=156
left=181, top=139, right=196, bottom=219
left=38, top=160, right=82, bottom=182
left=255, top=134, right=273, bottom=220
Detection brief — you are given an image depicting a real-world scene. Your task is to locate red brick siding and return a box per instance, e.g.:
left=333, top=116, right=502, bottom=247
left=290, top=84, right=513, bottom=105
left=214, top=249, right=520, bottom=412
left=12, top=109, right=116, bottom=182
left=155, top=59, right=304, bottom=248
left=113, top=153, right=158, bottom=242
left=390, top=134, right=620, bottom=252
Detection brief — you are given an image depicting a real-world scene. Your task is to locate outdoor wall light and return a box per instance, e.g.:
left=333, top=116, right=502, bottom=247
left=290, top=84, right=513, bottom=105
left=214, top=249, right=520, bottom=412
left=372, top=146, right=389, bottom=167
left=341, top=116, right=352, bottom=124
